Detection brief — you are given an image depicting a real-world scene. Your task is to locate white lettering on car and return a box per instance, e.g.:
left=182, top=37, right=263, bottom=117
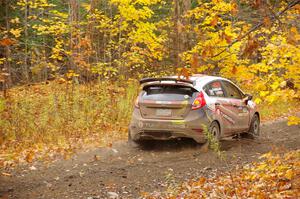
left=247, top=101, right=255, bottom=109
left=220, top=111, right=235, bottom=124
left=156, top=101, right=172, bottom=104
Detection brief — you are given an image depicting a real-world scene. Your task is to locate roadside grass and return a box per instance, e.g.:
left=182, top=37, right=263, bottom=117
left=0, top=80, right=139, bottom=167
left=258, top=99, right=300, bottom=122
left=0, top=81, right=299, bottom=167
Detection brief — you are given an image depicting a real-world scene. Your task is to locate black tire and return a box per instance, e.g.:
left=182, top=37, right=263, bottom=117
left=128, top=130, right=134, bottom=143
left=248, top=114, right=260, bottom=137
left=128, top=130, right=140, bottom=147
left=209, top=121, right=221, bottom=141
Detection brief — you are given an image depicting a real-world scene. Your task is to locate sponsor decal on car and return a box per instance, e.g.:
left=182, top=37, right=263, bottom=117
left=156, top=101, right=172, bottom=104
left=138, top=120, right=186, bottom=129
left=247, top=101, right=255, bottom=109
left=171, top=120, right=185, bottom=124
left=171, top=120, right=186, bottom=128
left=220, top=111, right=235, bottom=124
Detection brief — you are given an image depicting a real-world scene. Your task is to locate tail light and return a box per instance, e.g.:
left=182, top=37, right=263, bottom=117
left=134, top=97, right=140, bottom=108
left=192, top=91, right=206, bottom=110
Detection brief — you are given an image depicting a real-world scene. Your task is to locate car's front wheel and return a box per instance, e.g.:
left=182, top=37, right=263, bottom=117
left=248, top=114, right=260, bottom=137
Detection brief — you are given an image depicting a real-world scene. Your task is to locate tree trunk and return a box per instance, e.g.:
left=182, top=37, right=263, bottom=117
left=24, top=0, right=29, bottom=83
left=4, top=0, right=12, bottom=87
left=69, top=0, right=79, bottom=71
left=174, top=0, right=180, bottom=70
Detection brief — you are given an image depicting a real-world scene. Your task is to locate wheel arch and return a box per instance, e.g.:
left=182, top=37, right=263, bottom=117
left=253, top=112, right=260, bottom=121
left=211, top=119, right=222, bottom=135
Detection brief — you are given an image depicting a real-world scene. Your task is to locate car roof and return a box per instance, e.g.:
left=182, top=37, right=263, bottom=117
left=191, top=74, right=246, bottom=95
left=165, top=74, right=244, bottom=93
left=171, top=74, right=227, bottom=88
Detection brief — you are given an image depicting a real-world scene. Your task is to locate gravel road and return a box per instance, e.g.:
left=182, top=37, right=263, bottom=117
left=0, top=118, right=299, bottom=199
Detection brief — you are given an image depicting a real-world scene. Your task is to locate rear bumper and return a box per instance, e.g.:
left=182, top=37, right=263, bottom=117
left=129, top=108, right=210, bottom=143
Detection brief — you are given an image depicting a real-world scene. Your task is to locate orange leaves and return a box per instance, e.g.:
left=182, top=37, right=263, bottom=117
left=287, top=27, right=300, bottom=45
left=195, top=177, right=206, bottom=186
left=294, top=4, right=300, bottom=13
left=263, top=16, right=271, bottom=28
left=25, top=150, right=35, bottom=163
left=177, top=68, right=191, bottom=80
left=190, top=53, right=199, bottom=69
left=158, top=150, right=300, bottom=199
left=252, top=0, right=262, bottom=9
left=290, top=27, right=299, bottom=35
left=232, top=65, right=237, bottom=74
left=231, top=2, right=238, bottom=15
left=242, top=36, right=260, bottom=58
left=210, top=15, right=219, bottom=27
left=0, top=38, right=15, bottom=47
left=221, top=32, right=232, bottom=44
left=201, top=46, right=214, bottom=59
left=76, top=36, right=92, bottom=49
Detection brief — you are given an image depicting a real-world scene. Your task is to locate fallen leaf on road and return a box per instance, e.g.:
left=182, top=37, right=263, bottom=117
left=29, top=165, right=37, bottom=171
left=112, top=149, right=118, bottom=153
left=94, top=155, right=100, bottom=161
left=43, top=181, right=52, bottom=188
left=2, top=172, right=12, bottom=177
left=79, top=171, right=84, bottom=177
left=25, top=151, right=35, bottom=163
left=107, top=191, right=119, bottom=199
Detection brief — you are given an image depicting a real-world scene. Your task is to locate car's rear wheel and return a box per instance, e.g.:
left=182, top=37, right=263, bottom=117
left=209, top=121, right=221, bottom=141
left=248, top=114, right=260, bottom=137
left=128, top=130, right=141, bottom=147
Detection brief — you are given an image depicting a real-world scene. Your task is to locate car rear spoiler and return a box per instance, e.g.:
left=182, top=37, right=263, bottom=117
left=140, top=77, right=194, bottom=85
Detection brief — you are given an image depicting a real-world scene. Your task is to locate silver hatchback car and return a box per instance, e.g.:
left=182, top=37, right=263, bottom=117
left=129, top=75, right=260, bottom=144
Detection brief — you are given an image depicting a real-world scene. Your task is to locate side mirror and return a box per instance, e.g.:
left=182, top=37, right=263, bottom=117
left=243, top=94, right=253, bottom=104
left=246, top=94, right=253, bottom=101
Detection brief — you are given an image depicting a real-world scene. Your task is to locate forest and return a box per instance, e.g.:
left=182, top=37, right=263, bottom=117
left=0, top=0, right=300, bottom=198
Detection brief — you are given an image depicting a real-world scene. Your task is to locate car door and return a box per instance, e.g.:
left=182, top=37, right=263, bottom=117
left=221, top=80, right=250, bottom=133
left=203, top=80, right=235, bottom=135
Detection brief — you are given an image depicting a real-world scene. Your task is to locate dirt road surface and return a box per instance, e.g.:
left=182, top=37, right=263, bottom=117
left=1, top=118, right=299, bottom=199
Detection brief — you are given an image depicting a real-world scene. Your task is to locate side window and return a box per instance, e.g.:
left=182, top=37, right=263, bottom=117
left=222, top=81, right=243, bottom=99
left=204, top=81, right=225, bottom=97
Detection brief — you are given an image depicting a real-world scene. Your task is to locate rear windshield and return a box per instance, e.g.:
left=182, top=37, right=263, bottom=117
left=144, top=85, right=195, bottom=96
